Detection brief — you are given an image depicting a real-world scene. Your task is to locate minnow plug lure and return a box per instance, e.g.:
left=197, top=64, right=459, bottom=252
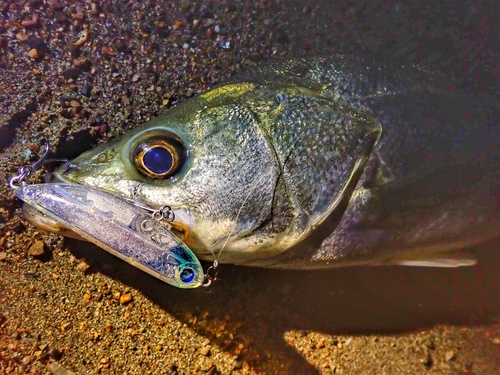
left=13, top=183, right=204, bottom=288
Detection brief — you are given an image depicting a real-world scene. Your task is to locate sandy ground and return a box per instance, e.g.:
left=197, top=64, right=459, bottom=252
left=1, top=0, right=499, bottom=374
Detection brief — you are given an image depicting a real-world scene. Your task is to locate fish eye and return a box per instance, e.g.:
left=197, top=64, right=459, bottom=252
left=132, top=136, right=186, bottom=179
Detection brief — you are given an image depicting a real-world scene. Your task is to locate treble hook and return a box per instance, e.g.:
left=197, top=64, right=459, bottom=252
left=30, top=141, right=51, bottom=171
left=9, top=140, right=67, bottom=189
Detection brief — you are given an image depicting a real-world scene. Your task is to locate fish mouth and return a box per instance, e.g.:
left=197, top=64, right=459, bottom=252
left=22, top=202, right=86, bottom=240
left=27, top=170, right=195, bottom=248
left=21, top=169, right=80, bottom=236
left=45, top=169, right=72, bottom=184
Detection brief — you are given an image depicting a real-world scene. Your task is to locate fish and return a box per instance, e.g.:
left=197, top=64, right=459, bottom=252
left=15, top=183, right=204, bottom=288
left=31, top=55, right=499, bottom=269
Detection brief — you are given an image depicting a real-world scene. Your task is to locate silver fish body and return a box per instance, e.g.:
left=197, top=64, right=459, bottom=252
left=49, top=55, right=499, bottom=268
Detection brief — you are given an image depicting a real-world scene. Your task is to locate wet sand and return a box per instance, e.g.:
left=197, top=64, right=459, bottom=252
left=1, top=0, right=499, bottom=374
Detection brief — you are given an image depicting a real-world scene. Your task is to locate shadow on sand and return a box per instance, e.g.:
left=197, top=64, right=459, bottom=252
left=68, top=236, right=500, bottom=374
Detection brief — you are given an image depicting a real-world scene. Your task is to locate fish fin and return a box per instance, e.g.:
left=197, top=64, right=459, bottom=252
left=362, top=150, right=396, bottom=188
left=372, top=151, right=396, bottom=186
left=380, top=252, right=478, bottom=268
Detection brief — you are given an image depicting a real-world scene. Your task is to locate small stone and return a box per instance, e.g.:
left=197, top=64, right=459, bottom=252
left=62, top=67, right=82, bottom=80
left=316, top=340, right=325, bottom=349
left=26, top=37, right=45, bottom=49
left=80, top=84, right=93, bottom=97
left=16, top=33, right=29, bottom=42
left=71, top=11, right=85, bottom=21
left=132, top=73, right=141, bottom=82
left=73, top=56, right=91, bottom=70
left=22, top=355, right=31, bottom=365
left=47, top=362, right=76, bottom=375
left=76, top=261, right=90, bottom=271
left=491, top=337, right=500, bottom=345
left=445, top=351, right=455, bottom=361
left=200, top=346, right=211, bottom=356
left=0, top=251, right=6, bottom=261
left=173, top=20, right=183, bottom=30
left=28, top=240, right=45, bottom=256
left=179, top=1, right=190, bottom=11
left=119, top=293, right=133, bottom=305
left=28, top=48, right=39, bottom=59
left=48, top=348, right=63, bottom=360
left=101, top=46, right=116, bottom=56
left=100, top=357, right=109, bottom=364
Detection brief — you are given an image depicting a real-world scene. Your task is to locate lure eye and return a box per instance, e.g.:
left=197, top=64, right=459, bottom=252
left=133, top=137, right=186, bottom=179
left=179, top=267, right=195, bottom=283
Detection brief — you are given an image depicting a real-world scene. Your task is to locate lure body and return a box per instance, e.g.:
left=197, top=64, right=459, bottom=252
left=15, top=183, right=204, bottom=288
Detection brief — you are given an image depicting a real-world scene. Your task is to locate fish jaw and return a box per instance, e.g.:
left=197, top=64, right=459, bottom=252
left=22, top=202, right=86, bottom=240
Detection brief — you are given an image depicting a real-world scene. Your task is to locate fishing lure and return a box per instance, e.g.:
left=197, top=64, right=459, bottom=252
left=9, top=147, right=204, bottom=289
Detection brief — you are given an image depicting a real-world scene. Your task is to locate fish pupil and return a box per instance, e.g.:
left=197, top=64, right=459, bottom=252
left=180, top=267, right=195, bottom=283
left=143, top=147, right=173, bottom=174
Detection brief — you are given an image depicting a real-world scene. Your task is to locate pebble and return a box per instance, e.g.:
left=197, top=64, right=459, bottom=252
left=80, top=84, right=93, bottom=97
left=491, top=337, right=500, bottom=345
left=28, top=48, right=39, bottom=59
left=73, top=56, right=91, bottom=71
left=47, top=362, right=76, bottom=375
left=71, top=29, right=89, bottom=46
left=132, top=73, right=141, bottom=82
left=119, top=293, right=133, bottom=305
left=26, top=37, right=46, bottom=49
left=16, top=32, right=29, bottom=42
left=173, top=20, right=183, bottom=30
left=0, top=251, right=6, bottom=261
left=200, top=346, right=211, bottom=356
left=70, top=100, right=81, bottom=109
left=101, top=46, right=116, bottom=56
left=48, top=348, right=63, bottom=360
left=28, top=240, right=46, bottom=256
left=62, top=68, right=82, bottom=80
left=445, top=350, right=455, bottom=361
left=22, top=355, right=31, bottom=365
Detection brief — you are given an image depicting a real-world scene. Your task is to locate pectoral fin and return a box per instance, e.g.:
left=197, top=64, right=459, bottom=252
left=378, top=251, right=477, bottom=268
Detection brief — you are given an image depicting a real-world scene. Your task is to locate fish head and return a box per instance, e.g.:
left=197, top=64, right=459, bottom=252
left=51, top=80, right=380, bottom=265
left=53, top=84, right=293, bottom=263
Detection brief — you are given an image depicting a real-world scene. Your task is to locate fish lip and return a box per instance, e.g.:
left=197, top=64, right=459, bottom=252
left=45, top=169, right=73, bottom=184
